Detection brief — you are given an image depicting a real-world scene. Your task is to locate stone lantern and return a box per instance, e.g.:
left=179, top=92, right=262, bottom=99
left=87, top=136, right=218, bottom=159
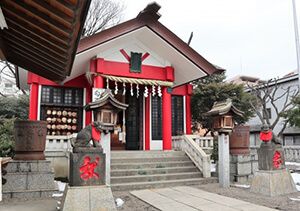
left=205, top=99, right=243, bottom=188
left=205, top=99, right=243, bottom=133
left=85, top=89, right=128, bottom=132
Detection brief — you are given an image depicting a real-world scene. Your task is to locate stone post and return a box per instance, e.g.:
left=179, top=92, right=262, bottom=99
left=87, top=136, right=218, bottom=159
left=218, top=133, right=230, bottom=188
left=101, top=132, right=111, bottom=186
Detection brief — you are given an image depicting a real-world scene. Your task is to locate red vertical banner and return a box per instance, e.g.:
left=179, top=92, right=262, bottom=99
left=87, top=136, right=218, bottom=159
left=162, top=87, right=172, bottom=150
left=29, top=83, right=39, bottom=120
left=145, top=95, right=150, bottom=150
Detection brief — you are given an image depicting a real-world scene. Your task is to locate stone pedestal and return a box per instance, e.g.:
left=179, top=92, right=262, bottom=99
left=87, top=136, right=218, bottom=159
left=258, top=142, right=285, bottom=170
left=218, top=133, right=230, bottom=188
left=250, top=169, right=297, bottom=196
left=69, top=147, right=105, bottom=186
left=2, top=160, right=58, bottom=200
left=62, top=185, right=117, bottom=211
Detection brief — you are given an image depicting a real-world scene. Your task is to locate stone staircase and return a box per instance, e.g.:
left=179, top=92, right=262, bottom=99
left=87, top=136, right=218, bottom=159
left=110, top=151, right=217, bottom=191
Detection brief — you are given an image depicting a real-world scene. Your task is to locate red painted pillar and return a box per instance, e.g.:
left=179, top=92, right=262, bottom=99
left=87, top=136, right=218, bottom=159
left=162, top=87, right=172, bottom=150
left=29, top=83, right=39, bottom=120
left=185, top=84, right=193, bottom=134
left=145, top=95, right=151, bottom=150
left=85, top=86, right=92, bottom=126
left=94, top=58, right=104, bottom=88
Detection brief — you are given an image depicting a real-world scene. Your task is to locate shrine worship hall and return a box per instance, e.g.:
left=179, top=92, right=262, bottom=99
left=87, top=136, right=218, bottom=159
left=21, top=3, right=220, bottom=151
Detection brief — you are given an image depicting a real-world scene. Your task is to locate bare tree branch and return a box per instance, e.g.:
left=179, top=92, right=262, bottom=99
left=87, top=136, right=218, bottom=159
left=248, top=78, right=299, bottom=136
left=82, top=0, right=124, bottom=38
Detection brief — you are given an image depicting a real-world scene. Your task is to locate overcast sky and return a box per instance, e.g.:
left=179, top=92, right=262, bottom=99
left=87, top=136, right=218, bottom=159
left=118, top=0, right=300, bottom=80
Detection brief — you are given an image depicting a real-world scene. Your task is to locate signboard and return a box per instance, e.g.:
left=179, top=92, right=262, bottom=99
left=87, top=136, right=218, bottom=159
left=92, top=88, right=106, bottom=102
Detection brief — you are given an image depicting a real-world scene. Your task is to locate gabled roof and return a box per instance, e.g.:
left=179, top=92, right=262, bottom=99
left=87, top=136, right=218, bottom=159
left=85, top=89, right=128, bottom=111
left=75, top=2, right=220, bottom=85
left=0, top=0, right=91, bottom=82
left=205, top=99, right=244, bottom=117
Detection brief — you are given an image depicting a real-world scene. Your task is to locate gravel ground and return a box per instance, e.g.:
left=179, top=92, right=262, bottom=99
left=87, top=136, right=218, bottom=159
left=195, top=183, right=300, bottom=211
left=113, top=190, right=159, bottom=211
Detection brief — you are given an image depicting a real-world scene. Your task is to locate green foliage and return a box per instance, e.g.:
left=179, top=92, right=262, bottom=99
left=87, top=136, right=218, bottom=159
left=0, top=95, right=29, bottom=119
left=0, top=118, right=15, bottom=157
left=0, top=95, right=29, bottom=157
left=282, top=95, right=300, bottom=127
left=191, top=72, right=255, bottom=133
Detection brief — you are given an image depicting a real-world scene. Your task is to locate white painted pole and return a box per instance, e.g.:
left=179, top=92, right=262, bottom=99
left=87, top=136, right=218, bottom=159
left=218, top=133, right=230, bottom=188
left=292, top=0, right=300, bottom=88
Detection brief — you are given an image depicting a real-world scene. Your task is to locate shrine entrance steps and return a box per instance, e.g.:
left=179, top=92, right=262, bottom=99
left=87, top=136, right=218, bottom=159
left=110, top=151, right=217, bottom=191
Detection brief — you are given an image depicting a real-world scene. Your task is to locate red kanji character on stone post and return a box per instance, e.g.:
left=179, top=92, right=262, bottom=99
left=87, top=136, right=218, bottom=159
left=79, top=156, right=100, bottom=181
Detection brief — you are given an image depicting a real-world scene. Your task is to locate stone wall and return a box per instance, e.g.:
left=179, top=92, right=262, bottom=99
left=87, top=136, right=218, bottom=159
left=230, top=152, right=258, bottom=184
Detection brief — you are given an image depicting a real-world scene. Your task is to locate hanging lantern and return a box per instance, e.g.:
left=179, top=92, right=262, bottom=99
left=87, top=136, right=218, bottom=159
left=122, top=82, right=126, bottom=96
left=152, top=85, right=156, bottom=96
left=114, top=81, right=118, bottom=95
left=157, top=85, right=162, bottom=97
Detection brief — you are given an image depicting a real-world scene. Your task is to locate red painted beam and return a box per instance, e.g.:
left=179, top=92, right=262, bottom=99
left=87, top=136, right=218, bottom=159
left=120, top=49, right=130, bottom=62
left=141, top=52, right=150, bottom=61
left=102, top=60, right=172, bottom=81
left=162, top=87, right=172, bottom=150
left=165, top=66, right=174, bottom=81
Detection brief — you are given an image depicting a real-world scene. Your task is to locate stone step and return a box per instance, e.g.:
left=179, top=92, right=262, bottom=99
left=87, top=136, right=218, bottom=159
left=111, top=166, right=199, bottom=177
left=111, top=177, right=218, bottom=191
left=2, top=188, right=58, bottom=201
left=111, top=160, right=195, bottom=170
left=111, top=150, right=185, bottom=158
left=111, top=156, right=190, bottom=164
left=111, top=172, right=202, bottom=184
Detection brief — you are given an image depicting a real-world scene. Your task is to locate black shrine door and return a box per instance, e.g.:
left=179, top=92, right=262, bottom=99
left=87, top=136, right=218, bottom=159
left=125, top=94, right=143, bottom=150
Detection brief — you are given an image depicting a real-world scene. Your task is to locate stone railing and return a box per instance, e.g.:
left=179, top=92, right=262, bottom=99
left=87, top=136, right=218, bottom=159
left=45, top=135, right=74, bottom=178
left=45, top=135, right=74, bottom=152
left=250, top=145, right=300, bottom=162
left=282, top=146, right=300, bottom=162
left=172, top=135, right=211, bottom=178
left=187, top=135, right=214, bottom=154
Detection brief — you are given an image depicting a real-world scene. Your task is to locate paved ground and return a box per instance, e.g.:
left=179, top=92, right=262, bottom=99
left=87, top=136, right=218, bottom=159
left=130, top=186, right=276, bottom=211
left=0, top=199, right=57, bottom=211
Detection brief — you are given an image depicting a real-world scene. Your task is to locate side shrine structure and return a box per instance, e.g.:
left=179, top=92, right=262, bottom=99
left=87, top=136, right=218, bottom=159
left=18, top=2, right=221, bottom=151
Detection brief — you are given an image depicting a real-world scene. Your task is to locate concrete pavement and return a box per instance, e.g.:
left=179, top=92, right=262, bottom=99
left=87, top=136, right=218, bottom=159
left=131, top=186, right=277, bottom=211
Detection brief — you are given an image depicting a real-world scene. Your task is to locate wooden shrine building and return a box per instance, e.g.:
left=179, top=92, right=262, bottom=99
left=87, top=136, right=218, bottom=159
left=18, top=2, right=221, bottom=150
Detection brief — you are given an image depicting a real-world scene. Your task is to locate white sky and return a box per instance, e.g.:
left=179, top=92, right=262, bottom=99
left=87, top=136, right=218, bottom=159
left=118, top=0, right=300, bottom=80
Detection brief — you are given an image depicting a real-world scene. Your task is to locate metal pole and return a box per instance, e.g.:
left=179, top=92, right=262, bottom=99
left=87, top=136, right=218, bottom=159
left=292, top=0, right=300, bottom=89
